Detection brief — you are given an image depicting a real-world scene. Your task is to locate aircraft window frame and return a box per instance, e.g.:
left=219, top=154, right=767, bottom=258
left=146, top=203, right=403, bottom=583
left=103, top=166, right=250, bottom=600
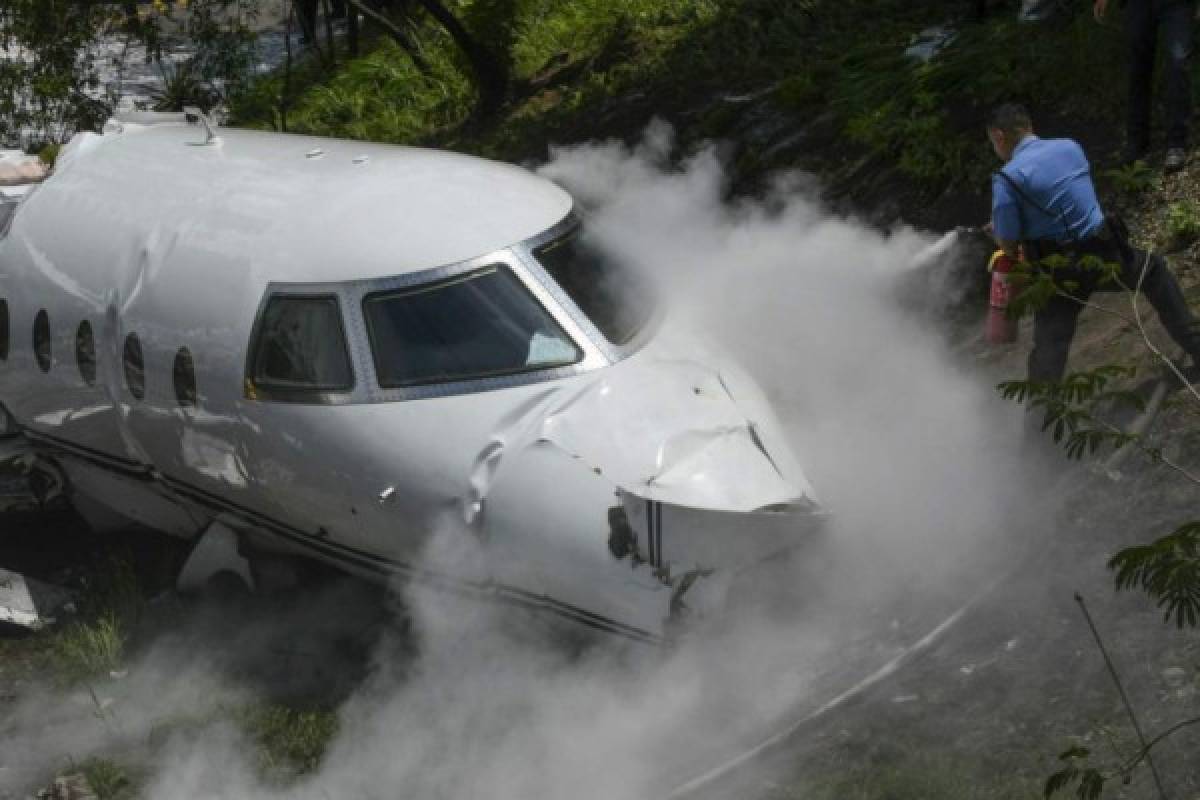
left=362, top=265, right=584, bottom=390
left=76, top=320, right=96, bottom=385
left=32, top=309, right=51, bottom=373
left=246, top=239, right=615, bottom=406
left=244, top=292, right=355, bottom=405
left=0, top=185, right=39, bottom=240
left=513, top=213, right=659, bottom=364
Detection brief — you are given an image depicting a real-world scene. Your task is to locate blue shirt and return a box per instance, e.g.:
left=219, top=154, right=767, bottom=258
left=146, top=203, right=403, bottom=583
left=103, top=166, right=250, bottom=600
left=991, top=136, right=1105, bottom=243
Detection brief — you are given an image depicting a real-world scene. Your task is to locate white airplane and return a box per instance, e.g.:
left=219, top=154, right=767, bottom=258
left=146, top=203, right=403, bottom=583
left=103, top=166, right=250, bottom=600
left=0, top=114, right=823, bottom=643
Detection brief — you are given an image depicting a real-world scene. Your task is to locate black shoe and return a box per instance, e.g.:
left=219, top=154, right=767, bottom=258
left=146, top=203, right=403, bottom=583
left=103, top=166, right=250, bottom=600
left=1165, top=147, right=1188, bottom=172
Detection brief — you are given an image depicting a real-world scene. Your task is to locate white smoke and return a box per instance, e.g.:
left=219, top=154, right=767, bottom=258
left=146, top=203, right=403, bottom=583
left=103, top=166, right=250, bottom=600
left=1, top=122, right=1042, bottom=799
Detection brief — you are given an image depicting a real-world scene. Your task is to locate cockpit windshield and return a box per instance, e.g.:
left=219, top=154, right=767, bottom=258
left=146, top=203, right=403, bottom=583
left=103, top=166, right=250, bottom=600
left=534, top=226, right=655, bottom=347
left=363, top=265, right=582, bottom=388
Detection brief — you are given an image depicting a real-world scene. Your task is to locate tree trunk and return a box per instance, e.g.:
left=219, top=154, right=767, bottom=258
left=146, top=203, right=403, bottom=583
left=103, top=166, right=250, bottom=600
left=321, top=0, right=336, bottom=64
left=347, top=0, right=359, bottom=57
left=413, top=0, right=508, bottom=120
left=345, top=0, right=430, bottom=74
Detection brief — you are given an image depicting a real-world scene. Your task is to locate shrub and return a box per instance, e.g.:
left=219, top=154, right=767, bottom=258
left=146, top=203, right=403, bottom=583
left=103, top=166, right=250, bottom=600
left=1164, top=200, right=1200, bottom=251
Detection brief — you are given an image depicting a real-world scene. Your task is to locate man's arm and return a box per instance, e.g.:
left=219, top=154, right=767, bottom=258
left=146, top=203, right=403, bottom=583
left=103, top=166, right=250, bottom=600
left=1093, top=0, right=1108, bottom=22
left=990, top=174, right=1022, bottom=258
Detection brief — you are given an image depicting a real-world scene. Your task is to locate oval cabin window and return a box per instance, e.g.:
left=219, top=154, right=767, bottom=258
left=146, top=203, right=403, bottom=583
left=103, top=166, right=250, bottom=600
left=123, top=332, right=145, bottom=400
left=0, top=299, right=9, bottom=361
left=173, top=347, right=197, bottom=407
left=76, top=321, right=96, bottom=386
left=32, top=310, right=51, bottom=372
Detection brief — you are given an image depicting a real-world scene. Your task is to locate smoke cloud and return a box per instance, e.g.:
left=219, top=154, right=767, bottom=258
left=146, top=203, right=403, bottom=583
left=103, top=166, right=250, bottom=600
left=1, top=123, right=1041, bottom=800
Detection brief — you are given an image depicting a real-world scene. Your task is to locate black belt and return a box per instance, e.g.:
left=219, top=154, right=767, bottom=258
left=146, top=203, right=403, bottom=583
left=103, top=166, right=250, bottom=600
left=1028, top=224, right=1118, bottom=260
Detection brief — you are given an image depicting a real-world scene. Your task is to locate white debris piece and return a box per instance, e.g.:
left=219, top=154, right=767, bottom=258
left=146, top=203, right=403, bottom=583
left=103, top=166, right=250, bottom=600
left=0, top=150, right=45, bottom=187
left=0, top=568, right=74, bottom=631
left=905, top=25, right=957, bottom=63
left=36, top=773, right=97, bottom=800
left=1019, top=0, right=1069, bottom=22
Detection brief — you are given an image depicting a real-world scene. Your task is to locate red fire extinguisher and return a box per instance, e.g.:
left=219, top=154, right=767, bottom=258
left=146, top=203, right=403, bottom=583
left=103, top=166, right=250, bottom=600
left=985, top=250, right=1019, bottom=344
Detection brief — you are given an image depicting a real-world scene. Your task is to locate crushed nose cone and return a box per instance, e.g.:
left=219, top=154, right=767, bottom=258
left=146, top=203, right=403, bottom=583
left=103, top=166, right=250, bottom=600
left=0, top=568, right=74, bottom=631
left=541, top=353, right=818, bottom=513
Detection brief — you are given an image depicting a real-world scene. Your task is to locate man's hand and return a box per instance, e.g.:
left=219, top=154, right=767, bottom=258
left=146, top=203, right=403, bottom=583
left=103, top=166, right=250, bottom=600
left=1093, top=0, right=1108, bottom=22
left=984, top=221, right=1020, bottom=258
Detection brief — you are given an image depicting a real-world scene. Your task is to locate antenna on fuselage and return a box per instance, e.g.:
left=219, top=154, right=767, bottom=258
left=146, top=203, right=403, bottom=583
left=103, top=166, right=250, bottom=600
left=182, top=106, right=221, bottom=146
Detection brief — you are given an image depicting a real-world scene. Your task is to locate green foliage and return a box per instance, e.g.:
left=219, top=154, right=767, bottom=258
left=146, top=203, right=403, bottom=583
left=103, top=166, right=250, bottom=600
left=1101, top=160, right=1157, bottom=196
left=816, top=8, right=1124, bottom=191
left=0, top=1, right=119, bottom=144
left=273, top=38, right=472, bottom=142
left=998, top=366, right=1142, bottom=459
left=148, top=58, right=217, bottom=112
left=1, top=0, right=256, bottom=144
left=153, top=0, right=259, bottom=104
left=49, top=556, right=142, bottom=685
left=1109, top=522, right=1200, bottom=628
left=1006, top=254, right=1120, bottom=319
left=52, top=612, right=125, bottom=685
left=1043, top=746, right=1105, bottom=800
left=775, top=73, right=822, bottom=111
left=1164, top=200, right=1200, bottom=250
left=38, top=141, right=60, bottom=166
left=78, top=757, right=138, bottom=800
left=238, top=705, right=339, bottom=780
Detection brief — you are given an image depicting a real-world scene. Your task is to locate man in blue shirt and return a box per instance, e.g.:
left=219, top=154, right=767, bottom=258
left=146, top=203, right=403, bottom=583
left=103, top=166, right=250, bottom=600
left=987, top=104, right=1200, bottom=383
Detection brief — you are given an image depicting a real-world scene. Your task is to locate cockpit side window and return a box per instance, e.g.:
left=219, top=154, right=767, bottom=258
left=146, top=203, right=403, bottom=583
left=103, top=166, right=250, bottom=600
left=533, top=227, right=655, bottom=347
left=363, top=265, right=582, bottom=389
left=248, top=294, right=354, bottom=396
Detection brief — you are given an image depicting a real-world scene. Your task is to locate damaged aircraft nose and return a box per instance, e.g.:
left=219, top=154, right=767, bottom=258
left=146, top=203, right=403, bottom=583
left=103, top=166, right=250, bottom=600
left=540, top=346, right=819, bottom=514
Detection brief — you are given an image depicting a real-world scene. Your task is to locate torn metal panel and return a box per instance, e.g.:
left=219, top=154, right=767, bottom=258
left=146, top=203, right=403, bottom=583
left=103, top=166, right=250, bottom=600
left=536, top=336, right=819, bottom=513
left=0, top=568, right=74, bottom=630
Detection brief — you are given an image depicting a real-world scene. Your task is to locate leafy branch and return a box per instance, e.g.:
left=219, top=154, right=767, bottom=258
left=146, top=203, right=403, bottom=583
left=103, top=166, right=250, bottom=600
left=997, top=243, right=1200, bottom=798
left=1044, top=713, right=1200, bottom=800
left=1109, top=522, right=1200, bottom=628
left=997, top=365, right=1142, bottom=460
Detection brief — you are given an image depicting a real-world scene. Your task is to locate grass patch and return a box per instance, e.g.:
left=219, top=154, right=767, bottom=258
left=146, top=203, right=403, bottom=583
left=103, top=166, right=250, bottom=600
left=237, top=704, right=340, bottom=781
left=77, top=757, right=139, bottom=800
left=143, top=702, right=338, bottom=783
left=51, top=612, right=125, bottom=685
left=1165, top=199, right=1200, bottom=250
left=48, top=557, right=142, bottom=686
left=1102, top=160, right=1159, bottom=197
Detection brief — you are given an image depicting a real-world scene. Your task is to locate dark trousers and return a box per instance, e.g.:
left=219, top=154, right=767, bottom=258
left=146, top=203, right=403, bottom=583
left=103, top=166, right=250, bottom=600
left=1126, top=0, right=1194, bottom=150
left=1028, top=235, right=1200, bottom=382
